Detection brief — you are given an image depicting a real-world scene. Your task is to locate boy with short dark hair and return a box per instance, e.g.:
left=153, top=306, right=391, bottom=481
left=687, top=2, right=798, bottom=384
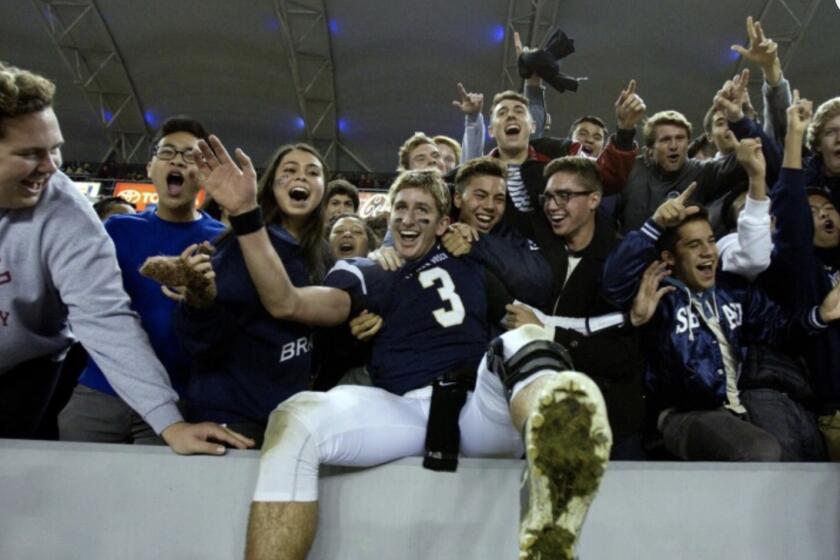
left=602, top=184, right=840, bottom=460
left=59, top=115, right=227, bottom=444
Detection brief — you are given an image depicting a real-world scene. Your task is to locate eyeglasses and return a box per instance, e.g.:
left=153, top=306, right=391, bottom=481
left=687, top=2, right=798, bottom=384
left=539, top=190, right=593, bottom=207
left=153, top=145, right=197, bottom=164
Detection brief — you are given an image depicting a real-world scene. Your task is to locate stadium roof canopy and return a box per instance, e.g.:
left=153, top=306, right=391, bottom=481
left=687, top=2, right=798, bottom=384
left=4, top=0, right=838, bottom=172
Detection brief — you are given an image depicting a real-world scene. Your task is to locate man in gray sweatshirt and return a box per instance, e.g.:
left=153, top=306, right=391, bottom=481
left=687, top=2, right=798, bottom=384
left=0, top=61, right=252, bottom=454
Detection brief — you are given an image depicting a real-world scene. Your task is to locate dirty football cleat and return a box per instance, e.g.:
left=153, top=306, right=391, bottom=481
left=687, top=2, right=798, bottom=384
left=519, top=371, right=612, bottom=560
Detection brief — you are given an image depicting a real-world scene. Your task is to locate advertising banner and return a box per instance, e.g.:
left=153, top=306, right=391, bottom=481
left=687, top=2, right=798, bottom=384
left=113, top=182, right=206, bottom=211
left=358, top=190, right=390, bottom=218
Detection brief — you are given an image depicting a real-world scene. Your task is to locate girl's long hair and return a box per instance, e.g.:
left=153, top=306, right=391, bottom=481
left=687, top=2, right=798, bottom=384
left=257, top=143, right=329, bottom=283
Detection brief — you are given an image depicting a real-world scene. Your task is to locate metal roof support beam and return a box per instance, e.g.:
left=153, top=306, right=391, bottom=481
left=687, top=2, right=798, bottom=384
left=271, top=0, right=370, bottom=172
left=31, top=0, right=152, bottom=164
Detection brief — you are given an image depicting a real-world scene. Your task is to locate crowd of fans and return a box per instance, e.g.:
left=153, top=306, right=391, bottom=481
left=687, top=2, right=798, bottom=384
left=2, top=14, right=840, bottom=560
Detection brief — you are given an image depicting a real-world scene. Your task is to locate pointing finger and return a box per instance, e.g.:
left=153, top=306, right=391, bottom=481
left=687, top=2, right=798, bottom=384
left=456, top=82, right=468, bottom=101
left=676, top=181, right=698, bottom=203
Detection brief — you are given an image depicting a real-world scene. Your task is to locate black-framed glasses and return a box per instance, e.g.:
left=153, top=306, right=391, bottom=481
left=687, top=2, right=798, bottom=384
left=153, top=145, right=197, bottom=164
left=539, top=190, right=593, bottom=207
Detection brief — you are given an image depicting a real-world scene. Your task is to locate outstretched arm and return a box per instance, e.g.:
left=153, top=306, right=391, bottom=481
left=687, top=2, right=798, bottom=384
left=719, top=139, right=772, bottom=280
left=193, top=135, right=350, bottom=326
left=515, top=32, right=548, bottom=138
left=453, top=83, right=486, bottom=161
left=769, top=91, right=818, bottom=284
left=731, top=16, right=792, bottom=143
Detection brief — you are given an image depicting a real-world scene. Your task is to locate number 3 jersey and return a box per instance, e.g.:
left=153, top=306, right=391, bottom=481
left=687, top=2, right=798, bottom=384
left=324, top=244, right=493, bottom=395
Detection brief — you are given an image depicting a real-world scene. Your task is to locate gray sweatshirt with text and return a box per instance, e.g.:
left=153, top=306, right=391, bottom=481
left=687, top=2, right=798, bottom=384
left=0, top=172, right=181, bottom=433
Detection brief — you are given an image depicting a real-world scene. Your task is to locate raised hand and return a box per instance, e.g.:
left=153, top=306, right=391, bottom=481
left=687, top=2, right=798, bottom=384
left=504, top=303, right=543, bottom=329
left=349, top=310, right=383, bottom=342
left=630, top=261, right=675, bottom=327
left=652, top=182, right=701, bottom=228
left=452, top=83, right=484, bottom=116
left=514, top=31, right=542, bottom=85
left=615, top=79, right=646, bottom=130
left=714, top=69, right=750, bottom=122
left=786, top=89, right=813, bottom=138
left=735, top=137, right=766, bottom=179
left=730, top=16, right=781, bottom=86
left=192, top=135, right=258, bottom=217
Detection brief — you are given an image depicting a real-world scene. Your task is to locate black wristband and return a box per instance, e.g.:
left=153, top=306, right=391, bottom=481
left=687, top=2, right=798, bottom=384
left=229, top=207, right=264, bottom=236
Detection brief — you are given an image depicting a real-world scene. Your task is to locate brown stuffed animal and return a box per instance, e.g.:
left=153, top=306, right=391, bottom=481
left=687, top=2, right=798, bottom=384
left=139, top=242, right=217, bottom=308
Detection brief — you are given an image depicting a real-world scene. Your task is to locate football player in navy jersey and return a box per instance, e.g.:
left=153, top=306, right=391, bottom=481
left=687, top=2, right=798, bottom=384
left=193, top=135, right=613, bottom=560
left=373, top=156, right=553, bottom=309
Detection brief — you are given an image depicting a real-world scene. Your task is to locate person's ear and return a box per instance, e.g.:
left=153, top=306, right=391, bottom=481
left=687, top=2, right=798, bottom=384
left=588, top=191, right=601, bottom=211
left=435, top=215, right=451, bottom=236
left=453, top=192, right=463, bottom=209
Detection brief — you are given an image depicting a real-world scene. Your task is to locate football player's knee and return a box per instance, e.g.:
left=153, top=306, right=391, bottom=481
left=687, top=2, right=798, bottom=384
left=263, top=391, right=328, bottom=455
left=255, top=398, right=324, bottom=502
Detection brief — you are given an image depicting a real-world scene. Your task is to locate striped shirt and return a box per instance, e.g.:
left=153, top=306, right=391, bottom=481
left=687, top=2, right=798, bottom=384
left=506, top=164, right=533, bottom=212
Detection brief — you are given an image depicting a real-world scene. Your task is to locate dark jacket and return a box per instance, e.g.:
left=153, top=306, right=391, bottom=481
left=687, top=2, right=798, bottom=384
left=616, top=117, right=776, bottom=233
left=175, top=225, right=314, bottom=425
left=765, top=167, right=840, bottom=412
left=602, top=219, right=829, bottom=413
left=469, top=223, right=553, bottom=310
left=804, top=154, right=840, bottom=210
left=540, top=218, right=646, bottom=439
left=489, top=131, right=638, bottom=242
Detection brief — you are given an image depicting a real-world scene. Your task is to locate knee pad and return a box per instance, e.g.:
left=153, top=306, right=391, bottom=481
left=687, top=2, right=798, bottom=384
left=486, top=336, right=574, bottom=401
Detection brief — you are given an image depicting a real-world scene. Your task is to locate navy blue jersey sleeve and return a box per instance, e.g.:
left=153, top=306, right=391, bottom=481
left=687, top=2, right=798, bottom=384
left=324, top=258, right=385, bottom=317
left=601, top=219, right=662, bottom=308
left=770, top=168, right=816, bottom=268
left=741, top=279, right=827, bottom=347
left=470, top=233, right=552, bottom=309
left=728, top=116, right=782, bottom=187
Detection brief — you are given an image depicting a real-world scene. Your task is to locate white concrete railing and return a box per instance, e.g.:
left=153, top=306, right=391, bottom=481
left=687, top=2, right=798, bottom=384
left=1, top=439, right=838, bottom=560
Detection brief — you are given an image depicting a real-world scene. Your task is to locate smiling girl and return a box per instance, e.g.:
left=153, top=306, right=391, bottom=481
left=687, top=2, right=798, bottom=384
left=173, top=143, right=331, bottom=445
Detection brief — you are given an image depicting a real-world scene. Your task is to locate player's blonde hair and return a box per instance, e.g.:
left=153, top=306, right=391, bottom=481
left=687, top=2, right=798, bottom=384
left=388, top=169, right=450, bottom=217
